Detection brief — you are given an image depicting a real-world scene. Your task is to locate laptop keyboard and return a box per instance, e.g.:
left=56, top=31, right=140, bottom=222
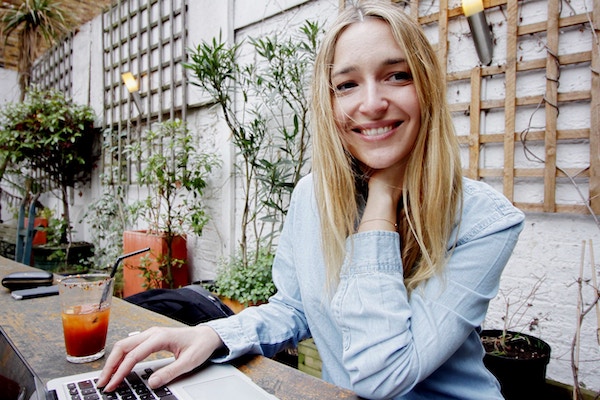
left=66, top=368, right=178, bottom=400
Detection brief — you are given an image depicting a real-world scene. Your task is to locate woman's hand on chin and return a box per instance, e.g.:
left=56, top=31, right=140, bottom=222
left=366, top=165, right=404, bottom=204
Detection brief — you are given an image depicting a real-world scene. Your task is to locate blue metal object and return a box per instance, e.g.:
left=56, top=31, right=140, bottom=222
left=15, top=194, right=40, bottom=266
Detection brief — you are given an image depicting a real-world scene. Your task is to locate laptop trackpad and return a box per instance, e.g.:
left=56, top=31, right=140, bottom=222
left=183, top=374, right=273, bottom=399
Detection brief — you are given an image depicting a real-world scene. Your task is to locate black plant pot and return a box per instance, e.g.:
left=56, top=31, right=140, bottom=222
left=480, top=329, right=551, bottom=400
left=32, top=241, right=94, bottom=273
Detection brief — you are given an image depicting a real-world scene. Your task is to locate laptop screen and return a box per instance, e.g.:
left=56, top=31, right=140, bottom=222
left=0, top=326, right=46, bottom=400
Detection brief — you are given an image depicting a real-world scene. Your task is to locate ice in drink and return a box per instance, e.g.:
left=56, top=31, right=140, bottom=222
left=62, top=304, right=110, bottom=358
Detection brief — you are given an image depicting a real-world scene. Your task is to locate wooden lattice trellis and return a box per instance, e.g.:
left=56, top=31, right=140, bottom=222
left=342, top=0, right=599, bottom=215
left=30, top=33, right=73, bottom=95
left=418, top=0, right=598, bottom=214
left=101, top=0, right=188, bottom=185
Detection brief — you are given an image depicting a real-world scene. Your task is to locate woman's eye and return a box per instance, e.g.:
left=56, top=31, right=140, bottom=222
left=334, top=81, right=357, bottom=93
left=389, top=71, right=412, bottom=83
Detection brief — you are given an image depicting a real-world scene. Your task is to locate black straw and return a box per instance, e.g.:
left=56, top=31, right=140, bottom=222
left=109, top=247, right=151, bottom=278
left=99, top=247, right=151, bottom=307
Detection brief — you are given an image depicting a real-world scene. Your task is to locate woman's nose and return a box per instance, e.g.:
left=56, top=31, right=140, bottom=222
left=359, top=83, right=389, bottom=116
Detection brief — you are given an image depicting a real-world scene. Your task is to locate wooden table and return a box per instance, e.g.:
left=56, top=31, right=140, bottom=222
left=0, top=256, right=360, bottom=400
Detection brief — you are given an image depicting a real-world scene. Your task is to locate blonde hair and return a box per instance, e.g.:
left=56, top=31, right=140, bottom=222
left=311, top=1, right=462, bottom=293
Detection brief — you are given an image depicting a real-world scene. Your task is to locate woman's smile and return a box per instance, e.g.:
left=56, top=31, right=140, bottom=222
left=352, top=121, right=403, bottom=138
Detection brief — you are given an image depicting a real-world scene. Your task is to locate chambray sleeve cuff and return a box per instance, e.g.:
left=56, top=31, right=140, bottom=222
left=204, top=315, right=257, bottom=362
left=341, top=230, right=403, bottom=275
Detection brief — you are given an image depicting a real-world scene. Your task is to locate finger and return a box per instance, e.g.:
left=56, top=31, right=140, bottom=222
left=96, top=341, right=131, bottom=388
left=147, top=358, right=191, bottom=389
left=97, top=331, right=145, bottom=384
left=147, top=326, right=223, bottom=389
left=99, top=329, right=160, bottom=391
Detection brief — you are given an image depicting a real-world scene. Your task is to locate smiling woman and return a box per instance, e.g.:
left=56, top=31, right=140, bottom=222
left=96, top=3, right=525, bottom=399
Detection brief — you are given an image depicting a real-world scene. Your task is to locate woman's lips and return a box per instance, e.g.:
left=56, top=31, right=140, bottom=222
left=353, top=121, right=403, bottom=136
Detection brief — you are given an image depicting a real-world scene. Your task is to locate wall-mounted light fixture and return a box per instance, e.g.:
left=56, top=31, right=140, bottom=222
left=121, top=72, right=144, bottom=114
left=462, top=0, right=494, bottom=66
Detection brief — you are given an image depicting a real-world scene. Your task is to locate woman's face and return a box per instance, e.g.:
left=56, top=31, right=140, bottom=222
left=331, top=18, right=421, bottom=175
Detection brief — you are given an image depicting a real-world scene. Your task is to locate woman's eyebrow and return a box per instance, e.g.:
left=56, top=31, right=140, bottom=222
left=331, top=65, right=356, bottom=79
left=385, top=57, right=408, bottom=66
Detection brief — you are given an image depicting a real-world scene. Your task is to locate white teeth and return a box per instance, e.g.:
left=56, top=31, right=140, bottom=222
left=362, top=126, right=391, bottom=136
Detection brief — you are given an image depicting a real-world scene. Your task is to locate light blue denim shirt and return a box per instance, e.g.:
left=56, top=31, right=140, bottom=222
left=207, top=174, right=525, bottom=399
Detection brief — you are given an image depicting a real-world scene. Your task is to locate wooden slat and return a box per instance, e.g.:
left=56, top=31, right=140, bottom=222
left=518, top=12, right=592, bottom=36
left=590, top=0, right=600, bottom=213
left=409, top=0, right=419, bottom=20
left=476, top=168, right=590, bottom=178
left=543, top=0, right=560, bottom=212
left=449, top=90, right=591, bottom=114
left=448, top=50, right=592, bottom=83
left=518, top=51, right=592, bottom=72
left=468, top=67, right=482, bottom=180
left=438, top=0, right=449, bottom=85
left=456, top=128, right=591, bottom=145
left=503, top=0, right=518, bottom=202
left=515, top=203, right=590, bottom=214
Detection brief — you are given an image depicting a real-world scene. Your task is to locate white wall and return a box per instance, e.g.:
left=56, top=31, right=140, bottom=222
left=0, top=68, right=19, bottom=105
left=486, top=214, right=599, bottom=390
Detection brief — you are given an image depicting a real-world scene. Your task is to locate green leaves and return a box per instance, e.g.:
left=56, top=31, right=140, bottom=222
left=185, top=33, right=239, bottom=106
left=0, top=88, right=96, bottom=189
left=185, top=20, right=322, bottom=264
left=186, top=21, right=323, bottom=301
left=124, top=119, right=221, bottom=239
left=0, top=0, right=71, bottom=97
left=214, top=247, right=276, bottom=305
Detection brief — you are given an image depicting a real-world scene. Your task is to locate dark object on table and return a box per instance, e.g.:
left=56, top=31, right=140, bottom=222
left=11, top=285, right=59, bottom=300
left=1, top=270, right=53, bottom=291
left=125, top=284, right=234, bottom=325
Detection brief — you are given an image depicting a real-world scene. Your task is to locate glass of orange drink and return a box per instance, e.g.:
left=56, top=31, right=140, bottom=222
left=58, top=274, right=114, bottom=363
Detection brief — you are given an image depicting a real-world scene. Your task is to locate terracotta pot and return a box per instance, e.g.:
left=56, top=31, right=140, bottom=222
left=24, top=217, right=48, bottom=245
left=122, top=230, right=189, bottom=297
left=215, top=295, right=266, bottom=314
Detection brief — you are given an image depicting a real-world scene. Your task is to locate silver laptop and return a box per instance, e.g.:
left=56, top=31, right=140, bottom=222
left=0, top=326, right=278, bottom=400
left=47, top=357, right=279, bottom=400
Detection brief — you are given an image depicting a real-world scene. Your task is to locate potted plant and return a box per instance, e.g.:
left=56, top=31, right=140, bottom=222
left=210, top=246, right=276, bottom=313
left=32, top=209, right=94, bottom=273
left=480, top=329, right=551, bottom=399
left=185, top=21, right=320, bottom=309
left=0, top=87, right=97, bottom=272
left=121, top=119, right=219, bottom=297
left=480, top=277, right=551, bottom=400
